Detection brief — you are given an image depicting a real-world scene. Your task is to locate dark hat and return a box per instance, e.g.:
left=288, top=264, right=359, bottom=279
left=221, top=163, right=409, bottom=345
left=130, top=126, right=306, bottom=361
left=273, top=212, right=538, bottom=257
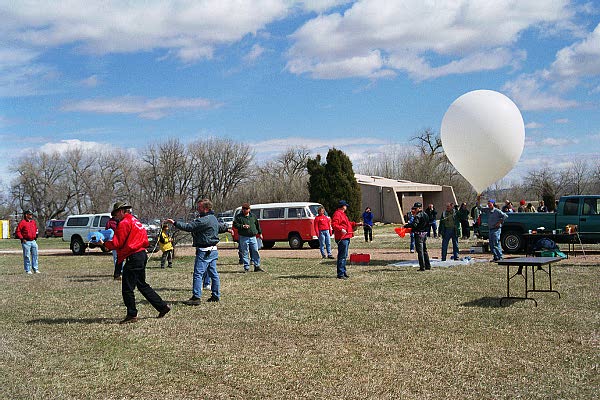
left=23, top=209, right=33, bottom=215
left=413, top=202, right=422, bottom=208
left=338, top=200, right=349, bottom=207
left=111, top=201, right=132, bottom=214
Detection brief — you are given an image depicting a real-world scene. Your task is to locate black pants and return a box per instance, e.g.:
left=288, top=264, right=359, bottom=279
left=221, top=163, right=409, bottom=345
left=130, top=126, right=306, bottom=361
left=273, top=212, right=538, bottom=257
left=364, top=225, right=373, bottom=242
left=122, top=251, right=167, bottom=317
left=414, top=232, right=432, bottom=270
left=161, top=249, right=173, bottom=268
left=460, top=220, right=470, bottom=238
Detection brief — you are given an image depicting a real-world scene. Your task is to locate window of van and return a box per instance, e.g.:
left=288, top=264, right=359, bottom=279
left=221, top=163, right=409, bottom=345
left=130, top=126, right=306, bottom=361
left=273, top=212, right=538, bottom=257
left=66, top=217, right=90, bottom=226
left=308, top=205, right=325, bottom=217
left=287, top=207, right=306, bottom=218
left=263, top=208, right=284, bottom=219
left=563, top=198, right=579, bottom=215
left=100, top=216, right=110, bottom=227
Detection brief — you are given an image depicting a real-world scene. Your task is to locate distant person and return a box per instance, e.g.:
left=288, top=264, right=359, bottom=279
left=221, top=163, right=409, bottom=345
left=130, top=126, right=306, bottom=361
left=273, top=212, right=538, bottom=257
left=537, top=200, right=548, bottom=213
left=101, top=202, right=171, bottom=324
left=314, top=206, right=334, bottom=259
left=502, top=200, right=511, bottom=213
left=458, top=202, right=470, bottom=239
left=159, top=223, right=174, bottom=269
left=518, top=200, right=526, bottom=213
left=425, top=204, right=438, bottom=238
left=439, top=203, right=459, bottom=261
left=105, top=211, right=123, bottom=280
left=470, top=203, right=481, bottom=231
left=15, top=210, right=39, bottom=275
left=332, top=200, right=362, bottom=279
left=405, top=210, right=415, bottom=253
left=233, top=203, right=263, bottom=272
left=525, top=203, right=537, bottom=213
left=487, top=199, right=509, bottom=262
left=404, top=202, right=431, bottom=271
left=166, top=199, right=229, bottom=305
left=362, top=206, right=374, bottom=242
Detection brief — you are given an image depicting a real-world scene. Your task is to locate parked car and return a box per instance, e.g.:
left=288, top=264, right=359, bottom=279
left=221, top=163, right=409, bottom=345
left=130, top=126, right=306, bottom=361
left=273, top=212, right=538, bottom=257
left=231, top=202, right=326, bottom=249
left=476, top=195, right=600, bottom=253
left=62, top=213, right=157, bottom=255
left=218, top=216, right=234, bottom=229
left=44, top=219, right=65, bottom=238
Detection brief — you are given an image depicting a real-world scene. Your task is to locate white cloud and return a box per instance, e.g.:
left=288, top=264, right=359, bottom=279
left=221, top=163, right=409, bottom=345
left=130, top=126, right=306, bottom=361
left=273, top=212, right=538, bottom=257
left=253, top=136, right=386, bottom=154
left=80, top=75, right=99, bottom=87
left=286, top=0, right=570, bottom=80
left=243, top=44, right=266, bottom=63
left=61, top=96, right=223, bottom=119
left=554, top=118, right=569, bottom=124
left=502, top=72, right=578, bottom=111
left=540, top=137, right=578, bottom=146
left=39, top=139, right=106, bottom=154
left=299, top=0, right=352, bottom=13
left=525, top=122, right=543, bottom=129
left=0, top=0, right=291, bottom=62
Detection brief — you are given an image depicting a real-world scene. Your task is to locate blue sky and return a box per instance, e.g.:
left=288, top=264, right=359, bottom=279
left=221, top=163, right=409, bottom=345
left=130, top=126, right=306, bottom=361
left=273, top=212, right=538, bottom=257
left=1, top=0, right=599, bottom=188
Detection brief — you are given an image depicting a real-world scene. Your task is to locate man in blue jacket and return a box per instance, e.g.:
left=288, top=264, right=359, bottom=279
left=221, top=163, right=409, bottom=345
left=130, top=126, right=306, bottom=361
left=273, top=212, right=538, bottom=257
left=165, top=198, right=229, bottom=305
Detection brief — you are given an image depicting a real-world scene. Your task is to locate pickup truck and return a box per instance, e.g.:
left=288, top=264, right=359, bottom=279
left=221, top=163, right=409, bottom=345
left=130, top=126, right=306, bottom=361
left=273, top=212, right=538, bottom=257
left=476, top=195, right=600, bottom=253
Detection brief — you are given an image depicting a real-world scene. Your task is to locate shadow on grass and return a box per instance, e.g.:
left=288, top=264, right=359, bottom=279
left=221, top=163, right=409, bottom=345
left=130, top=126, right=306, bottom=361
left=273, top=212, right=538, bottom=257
left=66, top=274, right=112, bottom=279
left=460, top=297, right=530, bottom=308
left=277, top=274, right=329, bottom=280
left=28, top=317, right=115, bottom=325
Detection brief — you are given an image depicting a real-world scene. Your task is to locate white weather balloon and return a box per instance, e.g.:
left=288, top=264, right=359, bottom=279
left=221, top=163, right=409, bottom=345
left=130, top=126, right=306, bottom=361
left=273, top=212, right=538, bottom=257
left=441, top=90, right=525, bottom=194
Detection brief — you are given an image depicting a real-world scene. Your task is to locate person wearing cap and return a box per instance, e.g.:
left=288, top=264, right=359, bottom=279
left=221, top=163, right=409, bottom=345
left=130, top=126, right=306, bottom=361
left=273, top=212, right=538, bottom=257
left=332, top=200, right=363, bottom=279
left=165, top=198, right=229, bottom=304
left=158, top=223, right=174, bottom=269
left=233, top=203, right=263, bottom=273
left=487, top=199, right=509, bottom=262
left=517, top=199, right=526, bottom=213
left=403, top=202, right=432, bottom=271
left=105, top=210, right=124, bottom=280
left=101, top=201, right=171, bottom=324
left=15, top=209, right=39, bottom=274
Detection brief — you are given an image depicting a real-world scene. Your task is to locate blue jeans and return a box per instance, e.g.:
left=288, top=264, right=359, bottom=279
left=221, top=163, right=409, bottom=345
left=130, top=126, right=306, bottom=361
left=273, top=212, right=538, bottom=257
left=428, top=221, right=438, bottom=237
left=336, top=238, right=350, bottom=278
left=441, top=229, right=459, bottom=261
left=193, top=248, right=220, bottom=298
left=318, top=230, right=332, bottom=257
left=239, top=236, right=260, bottom=270
left=21, top=240, right=38, bottom=272
left=409, top=233, right=415, bottom=251
left=490, top=228, right=503, bottom=260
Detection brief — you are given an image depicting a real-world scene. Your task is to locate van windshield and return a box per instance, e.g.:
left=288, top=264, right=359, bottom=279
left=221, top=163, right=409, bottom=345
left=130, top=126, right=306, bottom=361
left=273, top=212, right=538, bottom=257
left=308, top=205, right=326, bottom=217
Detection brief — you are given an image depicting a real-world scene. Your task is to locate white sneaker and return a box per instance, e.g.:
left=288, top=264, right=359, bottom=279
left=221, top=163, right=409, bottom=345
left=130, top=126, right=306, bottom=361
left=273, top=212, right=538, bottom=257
left=410, top=250, right=415, bottom=253
left=26, top=271, right=33, bottom=275
left=203, top=285, right=211, bottom=290
left=34, top=270, right=40, bottom=274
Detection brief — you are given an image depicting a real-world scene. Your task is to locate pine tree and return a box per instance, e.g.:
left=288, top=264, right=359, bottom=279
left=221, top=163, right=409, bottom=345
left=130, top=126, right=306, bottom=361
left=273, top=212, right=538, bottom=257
left=307, top=148, right=361, bottom=220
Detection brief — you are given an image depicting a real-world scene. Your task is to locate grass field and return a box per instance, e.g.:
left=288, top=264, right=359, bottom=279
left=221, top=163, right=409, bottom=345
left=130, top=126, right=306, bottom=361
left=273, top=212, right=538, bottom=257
left=1, top=235, right=599, bottom=399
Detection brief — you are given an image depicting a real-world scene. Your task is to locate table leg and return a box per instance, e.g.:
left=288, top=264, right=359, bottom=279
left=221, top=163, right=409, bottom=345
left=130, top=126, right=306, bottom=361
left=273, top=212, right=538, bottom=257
left=500, top=265, right=537, bottom=306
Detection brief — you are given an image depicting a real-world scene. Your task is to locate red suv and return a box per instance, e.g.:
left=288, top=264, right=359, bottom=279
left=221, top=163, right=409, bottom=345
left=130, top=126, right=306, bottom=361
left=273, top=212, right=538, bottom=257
left=45, top=219, right=65, bottom=238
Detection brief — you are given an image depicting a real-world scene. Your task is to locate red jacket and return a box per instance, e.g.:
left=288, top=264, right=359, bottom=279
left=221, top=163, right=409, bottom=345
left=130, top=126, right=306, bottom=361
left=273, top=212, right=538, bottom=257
left=332, top=208, right=356, bottom=241
left=313, top=214, right=332, bottom=233
left=104, top=213, right=148, bottom=264
left=16, top=219, right=38, bottom=241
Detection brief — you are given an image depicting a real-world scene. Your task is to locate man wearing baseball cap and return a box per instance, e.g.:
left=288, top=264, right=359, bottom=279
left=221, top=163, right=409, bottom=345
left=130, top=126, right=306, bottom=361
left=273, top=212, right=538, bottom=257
left=487, top=199, right=508, bottom=262
left=15, top=209, right=39, bottom=274
left=101, top=201, right=171, bottom=324
left=403, top=202, right=432, bottom=271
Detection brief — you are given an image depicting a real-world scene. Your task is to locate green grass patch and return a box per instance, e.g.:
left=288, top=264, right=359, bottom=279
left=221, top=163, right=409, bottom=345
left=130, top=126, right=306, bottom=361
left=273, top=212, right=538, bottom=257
left=1, top=247, right=598, bottom=399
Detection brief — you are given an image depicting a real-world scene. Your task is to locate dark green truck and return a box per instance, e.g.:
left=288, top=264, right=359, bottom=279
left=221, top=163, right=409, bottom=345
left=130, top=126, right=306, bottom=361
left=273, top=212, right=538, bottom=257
left=477, top=195, right=600, bottom=253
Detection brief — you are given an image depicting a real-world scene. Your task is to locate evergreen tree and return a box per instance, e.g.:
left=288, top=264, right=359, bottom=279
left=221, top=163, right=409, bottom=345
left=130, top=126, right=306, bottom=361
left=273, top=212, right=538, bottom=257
left=307, top=148, right=361, bottom=220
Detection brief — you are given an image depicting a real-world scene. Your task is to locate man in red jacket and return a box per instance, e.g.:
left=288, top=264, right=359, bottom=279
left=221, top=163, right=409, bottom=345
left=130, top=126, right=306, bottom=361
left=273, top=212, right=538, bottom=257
left=101, top=202, right=171, bottom=324
left=15, top=209, right=39, bottom=274
left=332, top=200, right=362, bottom=280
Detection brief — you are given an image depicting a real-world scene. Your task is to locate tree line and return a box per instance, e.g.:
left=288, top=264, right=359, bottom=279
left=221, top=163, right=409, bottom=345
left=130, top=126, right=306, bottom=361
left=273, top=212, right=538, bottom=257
left=1, top=131, right=599, bottom=228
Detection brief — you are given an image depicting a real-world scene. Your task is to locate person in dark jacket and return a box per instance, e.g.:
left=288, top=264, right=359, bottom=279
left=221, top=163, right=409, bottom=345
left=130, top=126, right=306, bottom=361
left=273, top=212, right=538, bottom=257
left=233, top=203, right=263, bottom=273
left=404, top=202, right=431, bottom=271
left=361, top=207, right=374, bottom=242
left=166, top=198, right=229, bottom=304
left=425, top=204, right=438, bottom=238
left=457, top=202, right=470, bottom=239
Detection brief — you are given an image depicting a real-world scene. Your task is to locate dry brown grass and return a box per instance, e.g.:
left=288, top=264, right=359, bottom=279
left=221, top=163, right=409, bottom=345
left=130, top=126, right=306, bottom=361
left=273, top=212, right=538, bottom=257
left=0, top=237, right=598, bottom=399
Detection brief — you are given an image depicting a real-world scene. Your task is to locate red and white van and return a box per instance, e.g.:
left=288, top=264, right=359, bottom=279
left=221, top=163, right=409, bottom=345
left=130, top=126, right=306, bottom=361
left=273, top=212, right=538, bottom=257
left=232, top=202, right=327, bottom=249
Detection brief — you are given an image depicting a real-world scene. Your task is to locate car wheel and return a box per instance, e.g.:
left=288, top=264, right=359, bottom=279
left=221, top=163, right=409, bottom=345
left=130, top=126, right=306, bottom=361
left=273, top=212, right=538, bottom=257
left=289, top=234, right=304, bottom=249
left=71, top=237, right=86, bottom=255
left=501, top=230, right=523, bottom=253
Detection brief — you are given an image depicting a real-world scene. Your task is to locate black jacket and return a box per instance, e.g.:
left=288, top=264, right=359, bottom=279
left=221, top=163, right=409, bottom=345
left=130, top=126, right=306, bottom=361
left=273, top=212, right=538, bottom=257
left=404, top=211, right=429, bottom=232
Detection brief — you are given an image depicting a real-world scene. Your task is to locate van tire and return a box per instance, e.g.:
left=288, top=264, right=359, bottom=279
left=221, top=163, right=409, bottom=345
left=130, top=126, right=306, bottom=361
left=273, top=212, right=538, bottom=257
left=262, top=241, right=275, bottom=249
left=308, top=240, right=320, bottom=249
left=289, top=234, right=304, bottom=249
left=71, top=236, right=86, bottom=255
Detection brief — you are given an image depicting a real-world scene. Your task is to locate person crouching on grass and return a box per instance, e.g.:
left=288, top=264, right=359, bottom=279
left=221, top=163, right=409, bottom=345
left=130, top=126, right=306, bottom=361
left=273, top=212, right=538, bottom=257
left=100, top=202, right=171, bottom=324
